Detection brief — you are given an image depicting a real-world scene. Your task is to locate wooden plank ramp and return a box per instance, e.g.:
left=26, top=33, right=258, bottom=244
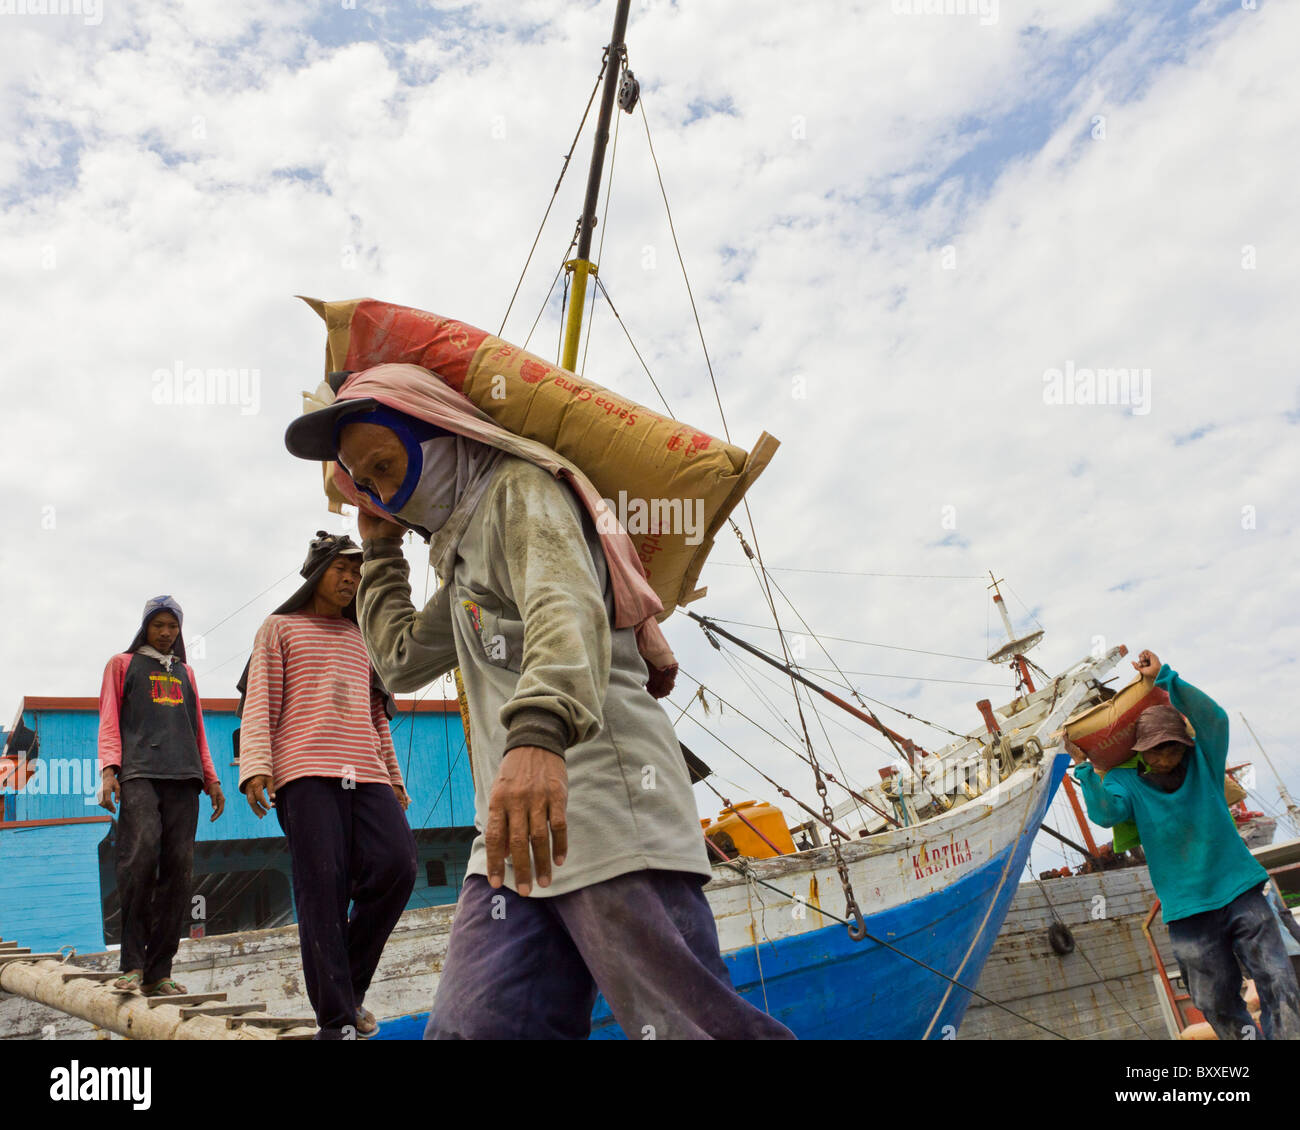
left=0, top=944, right=315, bottom=1040
left=1, top=901, right=461, bottom=1040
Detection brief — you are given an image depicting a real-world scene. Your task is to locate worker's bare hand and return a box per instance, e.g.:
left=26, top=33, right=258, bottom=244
left=243, top=775, right=276, bottom=818
left=358, top=510, right=406, bottom=542
left=485, top=746, right=568, bottom=897
left=205, top=781, right=225, bottom=821
left=1132, top=649, right=1161, bottom=679
left=393, top=784, right=410, bottom=811
left=99, top=770, right=119, bottom=814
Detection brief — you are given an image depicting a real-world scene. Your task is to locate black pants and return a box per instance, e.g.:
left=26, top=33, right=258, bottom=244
left=276, top=778, right=418, bottom=1039
left=116, top=777, right=201, bottom=983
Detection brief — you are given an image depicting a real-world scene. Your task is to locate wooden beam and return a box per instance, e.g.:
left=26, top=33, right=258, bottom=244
left=0, top=958, right=275, bottom=1040
left=228, top=1015, right=317, bottom=1030
left=0, top=816, right=113, bottom=830
left=179, top=1002, right=266, bottom=1019
left=145, top=992, right=227, bottom=1009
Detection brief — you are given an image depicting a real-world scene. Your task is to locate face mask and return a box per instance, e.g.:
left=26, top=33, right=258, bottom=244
left=394, top=437, right=462, bottom=531
left=393, top=435, right=502, bottom=534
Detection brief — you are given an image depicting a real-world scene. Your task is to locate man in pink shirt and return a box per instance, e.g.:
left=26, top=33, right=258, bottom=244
left=236, top=532, right=416, bottom=1039
left=97, top=595, right=224, bottom=995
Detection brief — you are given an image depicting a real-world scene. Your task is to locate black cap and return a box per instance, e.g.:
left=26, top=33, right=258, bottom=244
left=284, top=397, right=379, bottom=462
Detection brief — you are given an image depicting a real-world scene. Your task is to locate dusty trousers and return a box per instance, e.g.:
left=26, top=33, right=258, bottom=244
left=1168, top=885, right=1300, bottom=1040
left=426, top=870, right=796, bottom=1040
left=276, top=777, right=418, bottom=1039
left=115, top=777, right=201, bottom=983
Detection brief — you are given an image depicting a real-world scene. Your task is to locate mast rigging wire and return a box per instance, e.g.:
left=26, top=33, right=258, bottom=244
left=498, top=60, right=608, bottom=338
left=678, top=667, right=891, bottom=827
left=579, top=84, right=622, bottom=378
left=703, top=617, right=989, bottom=664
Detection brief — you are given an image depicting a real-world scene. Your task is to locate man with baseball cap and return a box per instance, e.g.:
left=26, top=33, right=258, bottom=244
left=282, top=364, right=793, bottom=1040
left=1068, top=649, right=1300, bottom=1040
left=237, top=531, right=417, bottom=1039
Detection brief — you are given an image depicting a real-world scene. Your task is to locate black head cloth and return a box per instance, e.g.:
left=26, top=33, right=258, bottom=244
left=232, top=532, right=397, bottom=756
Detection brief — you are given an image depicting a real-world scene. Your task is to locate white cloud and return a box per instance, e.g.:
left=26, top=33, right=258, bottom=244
left=2, top=0, right=1297, bottom=854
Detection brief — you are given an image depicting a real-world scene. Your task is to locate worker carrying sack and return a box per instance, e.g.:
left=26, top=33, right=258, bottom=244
left=299, top=296, right=778, bottom=615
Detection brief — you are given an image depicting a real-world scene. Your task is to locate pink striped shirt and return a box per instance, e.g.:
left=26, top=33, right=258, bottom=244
left=238, top=613, right=401, bottom=791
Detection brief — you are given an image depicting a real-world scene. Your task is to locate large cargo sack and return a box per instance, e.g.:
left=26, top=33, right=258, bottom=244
left=1065, top=675, right=1172, bottom=770
left=300, top=297, right=778, bottom=614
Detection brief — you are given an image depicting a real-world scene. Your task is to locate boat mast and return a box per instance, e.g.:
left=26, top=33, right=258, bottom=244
left=985, top=572, right=1044, bottom=695
left=560, top=0, right=631, bottom=372
left=984, top=574, right=1103, bottom=863
left=1240, top=712, right=1300, bottom=836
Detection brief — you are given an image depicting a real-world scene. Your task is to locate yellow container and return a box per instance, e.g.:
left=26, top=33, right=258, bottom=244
left=702, top=800, right=796, bottom=859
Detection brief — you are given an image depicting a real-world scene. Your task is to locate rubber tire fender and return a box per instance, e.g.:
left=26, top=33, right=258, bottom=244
left=1048, top=921, right=1075, bottom=956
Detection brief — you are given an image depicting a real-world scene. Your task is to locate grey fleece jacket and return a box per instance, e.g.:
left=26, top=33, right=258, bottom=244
left=358, top=455, right=710, bottom=897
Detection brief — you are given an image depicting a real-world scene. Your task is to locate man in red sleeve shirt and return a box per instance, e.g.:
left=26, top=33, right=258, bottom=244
left=236, top=532, right=416, bottom=1040
left=97, top=595, right=224, bottom=995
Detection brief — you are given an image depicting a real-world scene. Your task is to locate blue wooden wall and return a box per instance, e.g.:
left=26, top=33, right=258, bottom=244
left=5, top=702, right=474, bottom=839
left=0, top=821, right=108, bottom=953
left=0, top=700, right=476, bottom=954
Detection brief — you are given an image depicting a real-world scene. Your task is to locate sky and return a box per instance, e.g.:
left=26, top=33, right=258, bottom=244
left=2, top=0, right=1298, bottom=874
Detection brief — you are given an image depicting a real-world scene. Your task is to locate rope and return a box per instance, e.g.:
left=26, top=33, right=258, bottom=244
left=1005, top=581, right=1046, bottom=632
left=681, top=708, right=853, bottom=840
left=745, top=873, right=773, bottom=1015
left=708, top=563, right=986, bottom=580
left=498, top=60, right=607, bottom=337
left=799, top=666, right=1010, bottom=690
left=521, top=223, right=578, bottom=355
left=712, top=855, right=1069, bottom=1040
left=704, top=618, right=988, bottom=665
left=921, top=766, right=1042, bottom=1038
left=637, top=96, right=730, bottom=443
left=579, top=92, right=621, bottom=378
left=412, top=734, right=469, bottom=836
left=194, top=569, right=300, bottom=640
left=1033, top=872, right=1160, bottom=1040
left=721, top=647, right=897, bottom=761
left=556, top=260, right=570, bottom=365
left=713, top=644, right=860, bottom=820
left=592, top=275, right=676, bottom=416
left=677, top=669, right=898, bottom=828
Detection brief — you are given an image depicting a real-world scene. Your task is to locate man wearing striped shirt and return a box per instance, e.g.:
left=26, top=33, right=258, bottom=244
left=238, top=532, right=417, bottom=1039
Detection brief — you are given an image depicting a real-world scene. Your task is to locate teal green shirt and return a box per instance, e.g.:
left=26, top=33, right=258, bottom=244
left=1072, top=664, right=1266, bottom=923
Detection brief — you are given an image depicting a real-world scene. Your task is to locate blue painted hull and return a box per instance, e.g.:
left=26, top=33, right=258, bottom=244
left=373, top=756, right=1067, bottom=1040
